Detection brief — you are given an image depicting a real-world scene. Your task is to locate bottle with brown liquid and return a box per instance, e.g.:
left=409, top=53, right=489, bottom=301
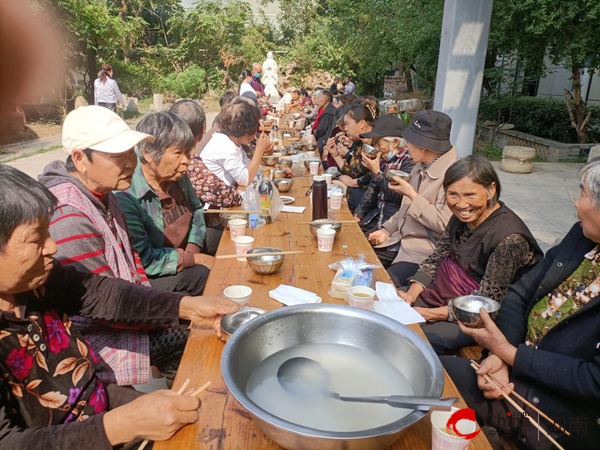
left=257, top=168, right=273, bottom=224
left=312, top=175, right=328, bottom=221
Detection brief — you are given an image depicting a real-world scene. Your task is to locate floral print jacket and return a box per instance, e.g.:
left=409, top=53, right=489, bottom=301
left=0, top=261, right=182, bottom=448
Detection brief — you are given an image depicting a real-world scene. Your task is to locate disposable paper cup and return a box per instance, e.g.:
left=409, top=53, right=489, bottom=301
left=223, top=285, right=252, bottom=307
left=309, top=161, right=320, bottom=175
left=324, top=173, right=332, bottom=185
left=307, top=135, right=316, bottom=143
left=347, top=286, right=376, bottom=310
left=306, top=151, right=316, bottom=158
left=228, top=219, right=247, bottom=239
left=431, top=407, right=477, bottom=450
left=232, top=236, right=254, bottom=261
left=316, top=228, right=336, bottom=252
left=330, top=192, right=343, bottom=210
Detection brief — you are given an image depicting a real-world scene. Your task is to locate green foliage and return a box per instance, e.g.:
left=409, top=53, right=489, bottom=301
left=158, top=64, right=207, bottom=99
left=479, top=96, right=600, bottom=143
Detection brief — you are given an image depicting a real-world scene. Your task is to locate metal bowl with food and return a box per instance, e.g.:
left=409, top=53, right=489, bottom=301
left=273, top=178, right=294, bottom=192
left=263, top=155, right=279, bottom=167
left=385, top=169, right=411, bottom=185
left=285, top=146, right=299, bottom=155
left=221, top=304, right=445, bottom=450
left=277, top=159, right=293, bottom=169
left=303, top=158, right=321, bottom=170
left=221, top=307, right=267, bottom=341
left=307, top=143, right=318, bottom=152
left=272, top=169, right=288, bottom=180
left=362, top=143, right=379, bottom=159
left=246, top=247, right=285, bottom=274
left=452, top=295, right=500, bottom=328
left=309, top=219, right=342, bottom=239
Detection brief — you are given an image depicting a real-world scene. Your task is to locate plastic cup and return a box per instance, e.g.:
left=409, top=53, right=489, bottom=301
left=309, top=161, right=320, bottom=175
left=232, top=236, right=254, bottom=261
left=306, top=151, right=316, bottom=158
left=316, top=228, right=336, bottom=252
left=430, top=407, right=477, bottom=450
left=307, top=134, right=316, bottom=143
left=324, top=173, right=332, bottom=185
left=330, top=192, right=343, bottom=210
left=347, top=286, right=376, bottom=310
left=228, top=219, right=247, bottom=239
left=223, top=285, right=252, bottom=307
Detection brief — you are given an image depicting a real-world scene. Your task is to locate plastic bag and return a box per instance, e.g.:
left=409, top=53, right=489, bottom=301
left=242, top=180, right=285, bottom=228
left=328, top=256, right=381, bottom=300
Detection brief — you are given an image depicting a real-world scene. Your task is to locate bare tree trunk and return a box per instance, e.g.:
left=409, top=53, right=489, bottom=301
left=119, top=0, right=130, bottom=62
left=564, top=64, right=592, bottom=144
left=400, top=64, right=414, bottom=93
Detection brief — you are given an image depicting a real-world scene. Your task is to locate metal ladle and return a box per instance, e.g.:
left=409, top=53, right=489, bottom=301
left=277, top=357, right=456, bottom=411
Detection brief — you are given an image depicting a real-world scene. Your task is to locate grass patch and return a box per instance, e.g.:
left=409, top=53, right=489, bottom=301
left=558, top=156, right=588, bottom=163
left=478, top=142, right=504, bottom=161
left=0, top=145, right=61, bottom=163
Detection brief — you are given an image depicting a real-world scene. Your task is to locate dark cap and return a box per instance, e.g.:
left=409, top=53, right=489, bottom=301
left=360, top=114, right=406, bottom=139
left=402, top=110, right=452, bottom=153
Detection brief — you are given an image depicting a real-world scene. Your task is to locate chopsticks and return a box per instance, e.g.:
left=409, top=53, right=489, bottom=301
left=138, top=379, right=211, bottom=450
left=204, top=210, right=262, bottom=214
left=469, top=361, right=567, bottom=449
left=298, top=220, right=357, bottom=225
left=216, top=250, right=304, bottom=260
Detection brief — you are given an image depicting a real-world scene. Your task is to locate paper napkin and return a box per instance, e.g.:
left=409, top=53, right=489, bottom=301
left=269, top=284, right=322, bottom=306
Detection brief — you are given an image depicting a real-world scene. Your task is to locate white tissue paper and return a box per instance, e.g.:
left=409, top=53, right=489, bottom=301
left=269, top=284, right=322, bottom=306
left=372, top=282, right=425, bottom=325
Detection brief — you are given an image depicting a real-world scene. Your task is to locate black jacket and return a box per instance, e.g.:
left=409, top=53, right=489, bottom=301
left=496, top=222, right=600, bottom=449
left=314, top=103, right=336, bottom=152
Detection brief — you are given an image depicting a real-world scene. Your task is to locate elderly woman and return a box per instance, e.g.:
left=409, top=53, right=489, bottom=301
left=115, top=112, right=212, bottom=296
left=39, top=105, right=190, bottom=387
left=443, top=159, right=600, bottom=450
left=0, top=164, right=238, bottom=448
left=353, top=115, right=414, bottom=233
left=368, top=111, right=458, bottom=272
left=201, top=97, right=272, bottom=187
left=399, top=155, right=543, bottom=355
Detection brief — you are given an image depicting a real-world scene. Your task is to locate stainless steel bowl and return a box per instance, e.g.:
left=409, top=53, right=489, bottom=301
left=221, top=307, right=267, bottom=340
left=247, top=247, right=285, bottom=274
left=285, top=146, right=299, bottom=155
left=263, top=155, right=279, bottom=166
left=221, top=304, right=444, bottom=450
left=307, top=143, right=318, bottom=152
left=362, top=143, right=379, bottom=159
left=277, top=159, right=293, bottom=169
left=309, top=219, right=342, bottom=239
left=452, top=295, right=500, bottom=328
left=273, top=178, right=294, bottom=193
left=303, top=158, right=321, bottom=170
left=385, top=169, right=411, bottom=184
left=272, top=169, right=287, bottom=180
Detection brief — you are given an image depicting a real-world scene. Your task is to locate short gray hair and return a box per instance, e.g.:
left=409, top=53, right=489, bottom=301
left=579, top=157, right=600, bottom=209
left=135, top=112, right=194, bottom=164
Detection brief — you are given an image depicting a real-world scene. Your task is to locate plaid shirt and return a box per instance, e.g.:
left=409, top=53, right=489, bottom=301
left=354, top=147, right=414, bottom=228
left=115, top=165, right=206, bottom=277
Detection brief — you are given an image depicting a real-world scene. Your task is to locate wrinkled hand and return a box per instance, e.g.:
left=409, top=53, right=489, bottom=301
left=476, top=355, right=514, bottom=400
left=387, top=178, right=417, bottom=200
left=361, top=152, right=381, bottom=173
left=325, top=137, right=337, bottom=157
left=179, top=295, right=240, bottom=339
left=458, top=308, right=517, bottom=364
left=368, top=229, right=390, bottom=246
left=413, top=306, right=448, bottom=322
left=255, top=132, right=273, bottom=156
left=193, top=253, right=215, bottom=269
left=103, top=390, right=201, bottom=445
left=397, top=290, right=415, bottom=305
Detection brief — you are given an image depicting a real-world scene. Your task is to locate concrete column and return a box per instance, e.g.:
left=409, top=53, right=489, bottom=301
left=433, top=0, right=493, bottom=157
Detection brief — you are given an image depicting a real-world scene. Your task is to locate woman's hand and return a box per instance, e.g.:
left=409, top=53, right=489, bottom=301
left=193, top=254, right=215, bottom=269
left=368, top=229, right=390, bottom=246
left=458, top=308, right=517, bottom=365
left=325, top=137, right=338, bottom=157
left=476, top=354, right=514, bottom=400
left=103, top=390, right=202, bottom=445
left=361, top=152, right=381, bottom=174
left=254, top=133, right=273, bottom=156
left=388, top=178, right=417, bottom=200
left=179, top=296, right=239, bottom=339
left=413, top=306, right=448, bottom=322
left=338, top=175, right=358, bottom=187
left=397, top=290, right=415, bottom=305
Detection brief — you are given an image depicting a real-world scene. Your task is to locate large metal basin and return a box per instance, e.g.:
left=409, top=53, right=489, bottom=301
left=221, top=304, right=444, bottom=450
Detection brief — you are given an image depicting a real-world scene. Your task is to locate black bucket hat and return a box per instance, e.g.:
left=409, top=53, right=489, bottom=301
left=402, top=110, right=452, bottom=153
left=360, top=114, right=406, bottom=139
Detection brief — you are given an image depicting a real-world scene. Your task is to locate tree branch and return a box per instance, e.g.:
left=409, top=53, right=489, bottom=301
left=580, top=110, right=592, bottom=132
left=563, top=89, right=578, bottom=130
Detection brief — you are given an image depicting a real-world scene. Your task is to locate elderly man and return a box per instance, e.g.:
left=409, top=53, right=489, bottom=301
left=250, top=62, right=266, bottom=98
left=313, top=90, right=337, bottom=152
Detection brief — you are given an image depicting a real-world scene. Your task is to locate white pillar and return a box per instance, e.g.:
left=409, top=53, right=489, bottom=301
left=433, top=0, right=493, bottom=157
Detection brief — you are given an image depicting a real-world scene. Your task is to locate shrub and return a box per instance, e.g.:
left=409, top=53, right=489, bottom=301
left=478, top=96, right=600, bottom=144
left=110, top=60, right=154, bottom=98
left=158, top=64, right=207, bottom=99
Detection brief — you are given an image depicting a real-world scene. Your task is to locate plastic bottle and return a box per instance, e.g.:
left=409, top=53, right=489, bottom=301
left=312, top=175, right=328, bottom=221
left=257, top=168, right=274, bottom=224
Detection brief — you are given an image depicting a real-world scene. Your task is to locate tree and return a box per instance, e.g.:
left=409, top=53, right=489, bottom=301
left=490, top=0, right=600, bottom=143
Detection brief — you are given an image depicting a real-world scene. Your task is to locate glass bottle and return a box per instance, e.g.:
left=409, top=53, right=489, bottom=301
left=257, top=168, right=274, bottom=224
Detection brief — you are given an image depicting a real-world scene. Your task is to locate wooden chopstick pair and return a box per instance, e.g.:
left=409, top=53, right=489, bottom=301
left=216, top=250, right=304, bottom=260
left=298, top=220, right=357, bottom=225
left=138, top=379, right=211, bottom=450
left=469, top=360, right=567, bottom=449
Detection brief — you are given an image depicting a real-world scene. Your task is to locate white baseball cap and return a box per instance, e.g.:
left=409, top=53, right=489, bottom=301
left=62, top=105, right=153, bottom=155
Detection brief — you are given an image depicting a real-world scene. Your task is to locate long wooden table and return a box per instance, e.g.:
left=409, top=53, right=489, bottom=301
left=156, top=166, right=492, bottom=450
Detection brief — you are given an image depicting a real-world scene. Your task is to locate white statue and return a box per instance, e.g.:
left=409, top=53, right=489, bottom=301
left=262, top=51, right=280, bottom=102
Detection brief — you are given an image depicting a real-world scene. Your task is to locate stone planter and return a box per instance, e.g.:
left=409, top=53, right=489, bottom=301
left=501, top=146, right=536, bottom=174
